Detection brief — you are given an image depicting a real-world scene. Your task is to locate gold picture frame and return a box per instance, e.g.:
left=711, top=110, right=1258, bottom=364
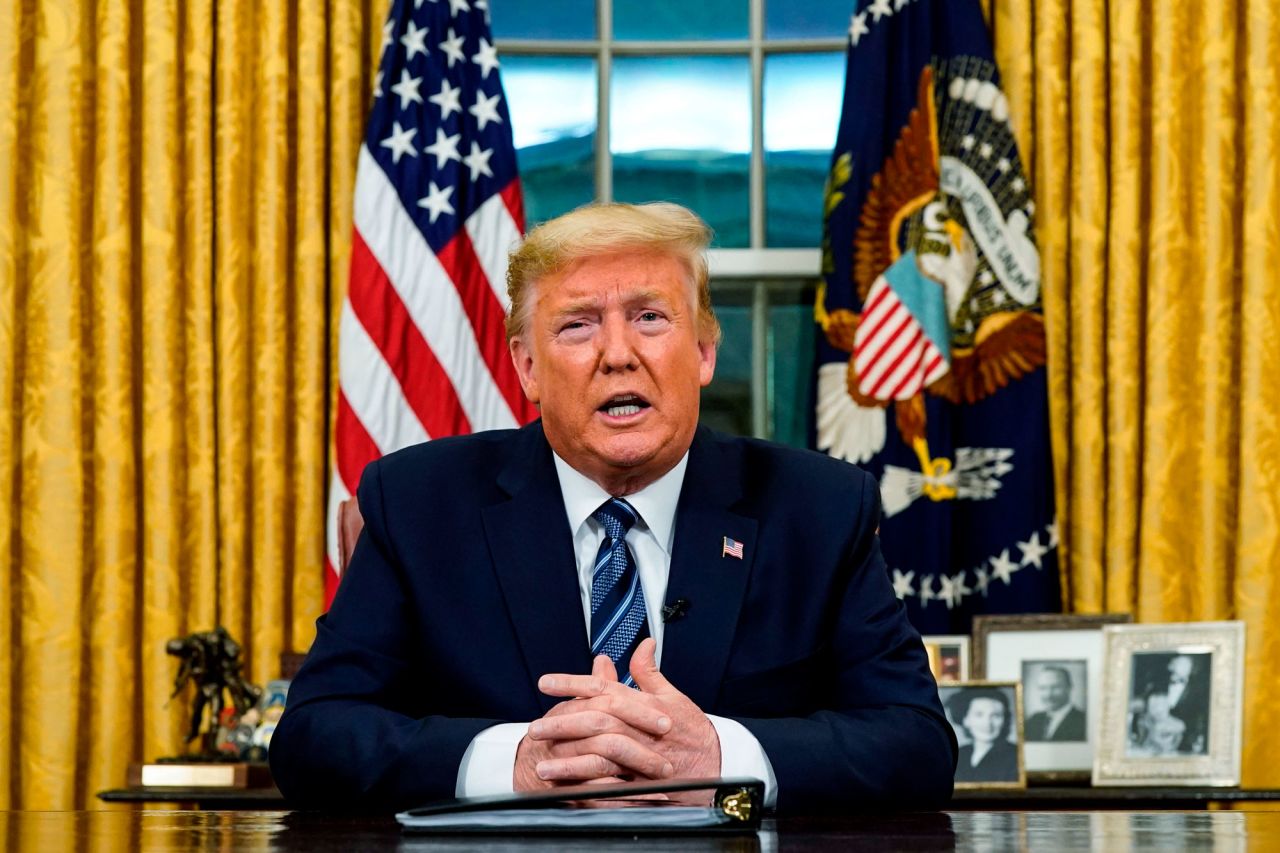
left=921, top=634, right=970, bottom=683
left=971, top=612, right=1132, bottom=783
left=939, top=680, right=1026, bottom=790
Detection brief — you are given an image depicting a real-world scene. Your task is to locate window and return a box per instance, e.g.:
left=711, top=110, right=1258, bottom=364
left=494, top=0, right=848, bottom=446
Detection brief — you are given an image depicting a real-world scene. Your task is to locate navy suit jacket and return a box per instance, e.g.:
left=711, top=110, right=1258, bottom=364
left=270, top=422, right=956, bottom=812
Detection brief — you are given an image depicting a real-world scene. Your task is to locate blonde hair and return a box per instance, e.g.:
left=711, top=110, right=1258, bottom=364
left=505, top=202, right=721, bottom=345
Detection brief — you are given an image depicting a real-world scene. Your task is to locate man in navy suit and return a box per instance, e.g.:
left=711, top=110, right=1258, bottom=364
left=270, top=202, right=956, bottom=813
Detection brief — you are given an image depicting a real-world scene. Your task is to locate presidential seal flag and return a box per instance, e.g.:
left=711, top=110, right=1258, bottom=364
left=326, top=0, right=538, bottom=606
left=816, top=0, right=1059, bottom=632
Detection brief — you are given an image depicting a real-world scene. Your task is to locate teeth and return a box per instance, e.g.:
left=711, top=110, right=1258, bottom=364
left=607, top=405, right=641, bottom=417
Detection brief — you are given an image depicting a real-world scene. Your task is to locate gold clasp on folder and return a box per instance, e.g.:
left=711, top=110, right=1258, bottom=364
left=718, top=788, right=753, bottom=822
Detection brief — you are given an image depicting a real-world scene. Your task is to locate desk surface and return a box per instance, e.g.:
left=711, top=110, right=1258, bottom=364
left=5, top=809, right=1280, bottom=851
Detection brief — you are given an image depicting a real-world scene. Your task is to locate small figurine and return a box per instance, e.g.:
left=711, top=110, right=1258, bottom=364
left=166, top=626, right=262, bottom=758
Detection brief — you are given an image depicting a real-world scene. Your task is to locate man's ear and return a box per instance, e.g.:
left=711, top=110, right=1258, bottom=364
left=697, top=337, right=717, bottom=388
left=510, top=336, right=540, bottom=404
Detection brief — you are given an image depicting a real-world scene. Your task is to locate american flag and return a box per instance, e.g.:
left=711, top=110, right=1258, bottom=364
left=722, top=537, right=744, bottom=560
left=326, top=0, right=538, bottom=605
left=853, top=274, right=949, bottom=401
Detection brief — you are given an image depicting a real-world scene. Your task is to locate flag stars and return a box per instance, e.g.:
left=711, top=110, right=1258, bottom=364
left=1025, top=200, right=1036, bottom=215
left=472, top=37, right=500, bottom=79
left=973, top=566, right=991, bottom=597
left=373, top=70, right=385, bottom=98
left=939, top=571, right=971, bottom=610
left=1046, top=518, right=1060, bottom=549
left=417, top=181, right=456, bottom=223
left=380, top=18, right=395, bottom=53
left=448, top=0, right=471, bottom=15
left=424, top=127, right=461, bottom=169
left=895, top=0, right=910, bottom=9
left=476, top=0, right=490, bottom=24
left=869, top=0, right=893, bottom=22
left=439, top=28, right=466, bottom=67
left=430, top=78, right=462, bottom=119
left=979, top=269, right=996, bottom=286
left=979, top=141, right=994, bottom=159
left=997, top=158, right=1012, bottom=173
left=849, top=12, right=869, bottom=47
left=401, top=20, right=429, bottom=60
left=918, top=575, right=937, bottom=606
left=891, top=568, right=916, bottom=599
left=469, top=90, right=502, bottom=130
left=463, top=140, right=493, bottom=180
left=989, top=549, right=1019, bottom=585
left=1018, top=531, right=1050, bottom=570
left=1010, top=176, right=1026, bottom=193
left=961, top=134, right=976, bottom=150
left=390, top=70, right=424, bottom=110
left=380, top=121, right=418, bottom=164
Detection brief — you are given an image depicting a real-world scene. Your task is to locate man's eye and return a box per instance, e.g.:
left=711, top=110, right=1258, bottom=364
left=638, top=311, right=662, bottom=322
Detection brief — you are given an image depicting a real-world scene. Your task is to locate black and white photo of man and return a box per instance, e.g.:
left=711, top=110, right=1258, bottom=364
left=1022, top=661, right=1087, bottom=743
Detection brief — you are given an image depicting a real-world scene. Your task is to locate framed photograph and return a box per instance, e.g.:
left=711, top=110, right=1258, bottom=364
left=922, top=635, right=970, bottom=683
left=973, top=613, right=1132, bottom=782
left=938, top=681, right=1026, bottom=789
left=1093, top=621, right=1245, bottom=787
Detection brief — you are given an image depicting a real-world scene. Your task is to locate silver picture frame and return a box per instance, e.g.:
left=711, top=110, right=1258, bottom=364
left=1092, top=621, right=1245, bottom=787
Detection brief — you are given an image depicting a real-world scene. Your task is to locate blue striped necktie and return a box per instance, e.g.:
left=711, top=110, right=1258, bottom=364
left=590, top=498, right=649, bottom=687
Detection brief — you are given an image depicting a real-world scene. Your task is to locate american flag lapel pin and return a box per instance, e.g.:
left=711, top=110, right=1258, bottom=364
left=722, top=536, right=744, bottom=560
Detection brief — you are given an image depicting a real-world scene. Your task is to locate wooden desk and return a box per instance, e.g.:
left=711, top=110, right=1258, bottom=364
left=97, top=784, right=1280, bottom=811
left=11, top=809, right=1280, bottom=850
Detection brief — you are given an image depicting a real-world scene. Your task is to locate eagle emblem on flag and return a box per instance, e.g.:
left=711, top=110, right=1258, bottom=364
left=817, top=62, right=1045, bottom=516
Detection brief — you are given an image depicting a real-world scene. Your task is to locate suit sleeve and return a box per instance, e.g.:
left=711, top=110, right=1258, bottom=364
left=269, top=461, right=504, bottom=811
left=730, top=475, right=958, bottom=812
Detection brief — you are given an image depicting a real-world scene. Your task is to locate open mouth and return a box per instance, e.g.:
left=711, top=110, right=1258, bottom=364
left=598, top=394, right=651, bottom=418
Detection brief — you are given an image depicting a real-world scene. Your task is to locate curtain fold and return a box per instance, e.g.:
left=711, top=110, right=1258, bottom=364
left=0, top=0, right=377, bottom=809
left=991, top=0, right=1280, bottom=787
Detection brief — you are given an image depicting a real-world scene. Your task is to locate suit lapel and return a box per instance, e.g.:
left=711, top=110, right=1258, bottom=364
left=482, top=424, right=592, bottom=714
left=659, top=429, right=757, bottom=710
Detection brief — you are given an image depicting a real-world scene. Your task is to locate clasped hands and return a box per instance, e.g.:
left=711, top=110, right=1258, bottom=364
left=513, top=638, right=720, bottom=801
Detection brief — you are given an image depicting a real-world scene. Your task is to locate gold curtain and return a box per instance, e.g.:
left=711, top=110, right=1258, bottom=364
left=987, top=0, right=1280, bottom=786
left=0, top=0, right=382, bottom=809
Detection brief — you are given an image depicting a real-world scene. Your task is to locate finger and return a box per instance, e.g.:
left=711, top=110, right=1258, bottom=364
left=530, top=709, right=667, bottom=742
left=538, top=734, right=673, bottom=781
left=592, top=654, right=619, bottom=684
left=626, top=638, right=672, bottom=694
left=539, top=673, right=631, bottom=699
left=535, top=754, right=626, bottom=782
left=582, top=693, right=672, bottom=736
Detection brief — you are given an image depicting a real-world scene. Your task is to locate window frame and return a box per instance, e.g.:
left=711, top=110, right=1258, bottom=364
left=496, top=0, right=845, bottom=439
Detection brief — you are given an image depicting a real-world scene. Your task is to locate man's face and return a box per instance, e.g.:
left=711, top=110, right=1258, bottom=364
left=1035, top=670, right=1070, bottom=712
left=509, top=251, right=716, bottom=492
left=1168, top=656, right=1193, bottom=684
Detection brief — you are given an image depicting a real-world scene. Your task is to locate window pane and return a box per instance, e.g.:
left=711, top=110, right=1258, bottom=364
left=504, top=56, right=597, bottom=226
left=612, top=56, right=750, bottom=247
left=765, top=0, right=850, bottom=39
left=491, top=0, right=596, bottom=40
left=613, top=0, right=747, bottom=40
left=701, top=294, right=752, bottom=436
left=764, top=53, right=844, bottom=247
left=768, top=286, right=818, bottom=448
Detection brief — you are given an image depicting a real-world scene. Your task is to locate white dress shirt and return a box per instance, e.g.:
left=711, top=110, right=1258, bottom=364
left=455, top=451, right=777, bottom=803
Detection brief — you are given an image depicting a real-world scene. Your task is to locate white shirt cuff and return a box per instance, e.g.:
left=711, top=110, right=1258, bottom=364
left=707, top=714, right=778, bottom=808
left=455, top=723, right=529, bottom=797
